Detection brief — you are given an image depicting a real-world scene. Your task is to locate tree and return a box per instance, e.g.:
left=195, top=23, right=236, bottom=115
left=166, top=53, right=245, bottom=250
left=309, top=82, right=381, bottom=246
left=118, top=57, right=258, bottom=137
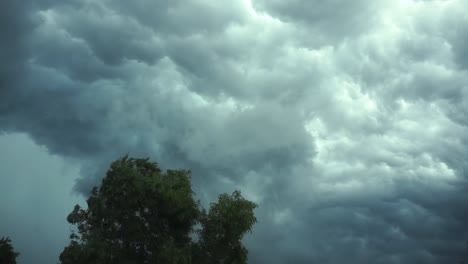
left=193, top=191, right=257, bottom=264
left=59, top=156, right=257, bottom=264
left=0, top=237, right=19, bottom=264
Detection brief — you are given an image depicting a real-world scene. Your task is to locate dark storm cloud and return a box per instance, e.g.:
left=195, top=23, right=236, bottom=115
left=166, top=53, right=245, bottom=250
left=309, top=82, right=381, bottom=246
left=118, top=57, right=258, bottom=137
left=2, top=0, right=468, bottom=263
left=0, top=1, right=31, bottom=115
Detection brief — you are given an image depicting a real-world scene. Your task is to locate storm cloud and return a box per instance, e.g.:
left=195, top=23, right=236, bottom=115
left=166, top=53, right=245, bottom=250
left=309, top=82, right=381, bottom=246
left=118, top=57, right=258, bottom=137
left=1, top=0, right=468, bottom=263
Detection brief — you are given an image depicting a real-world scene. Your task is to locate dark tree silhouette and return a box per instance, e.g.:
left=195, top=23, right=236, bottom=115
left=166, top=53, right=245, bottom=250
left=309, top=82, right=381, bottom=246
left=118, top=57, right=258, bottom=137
left=0, top=237, right=19, bottom=264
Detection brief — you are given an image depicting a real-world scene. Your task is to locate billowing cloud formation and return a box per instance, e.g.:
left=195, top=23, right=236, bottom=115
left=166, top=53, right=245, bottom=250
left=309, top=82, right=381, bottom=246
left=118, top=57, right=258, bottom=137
left=1, top=0, right=468, bottom=263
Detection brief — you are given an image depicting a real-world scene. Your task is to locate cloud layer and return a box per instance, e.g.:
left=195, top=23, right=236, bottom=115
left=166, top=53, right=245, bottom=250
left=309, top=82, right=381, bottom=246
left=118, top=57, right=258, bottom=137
left=1, top=0, right=468, bottom=263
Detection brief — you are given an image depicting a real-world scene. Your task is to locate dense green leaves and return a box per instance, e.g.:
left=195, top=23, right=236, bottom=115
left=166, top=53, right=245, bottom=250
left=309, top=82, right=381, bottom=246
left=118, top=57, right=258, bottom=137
left=0, top=237, right=19, bottom=264
left=60, top=156, right=257, bottom=264
left=195, top=191, right=258, bottom=264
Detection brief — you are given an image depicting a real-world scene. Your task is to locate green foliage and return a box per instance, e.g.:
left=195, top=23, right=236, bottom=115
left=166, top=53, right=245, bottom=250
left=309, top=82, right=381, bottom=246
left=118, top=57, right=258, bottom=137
left=0, top=237, right=19, bottom=264
left=194, top=191, right=258, bottom=264
left=60, top=156, right=257, bottom=264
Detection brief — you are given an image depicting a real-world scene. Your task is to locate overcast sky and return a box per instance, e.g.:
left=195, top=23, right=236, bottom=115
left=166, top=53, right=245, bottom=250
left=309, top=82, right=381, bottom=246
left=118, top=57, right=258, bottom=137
left=1, top=0, right=468, bottom=263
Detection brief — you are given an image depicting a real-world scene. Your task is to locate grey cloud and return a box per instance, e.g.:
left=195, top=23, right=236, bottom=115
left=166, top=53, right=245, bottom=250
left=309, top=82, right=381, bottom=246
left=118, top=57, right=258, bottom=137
left=0, top=1, right=32, bottom=115
left=440, top=2, right=468, bottom=70
left=109, top=0, right=246, bottom=35
left=55, top=3, right=164, bottom=66
left=451, top=28, right=468, bottom=70
left=252, top=0, right=384, bottom=45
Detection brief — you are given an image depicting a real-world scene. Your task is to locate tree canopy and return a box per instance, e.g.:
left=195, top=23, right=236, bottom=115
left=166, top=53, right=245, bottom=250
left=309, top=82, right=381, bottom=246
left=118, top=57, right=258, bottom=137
left=59, top=156, right=257, bottom=264
left=0, top=237, right=19, bottom=264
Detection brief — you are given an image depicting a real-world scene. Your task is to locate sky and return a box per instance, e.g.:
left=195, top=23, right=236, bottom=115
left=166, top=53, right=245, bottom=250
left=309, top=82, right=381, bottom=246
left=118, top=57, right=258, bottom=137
left=1, top=0, right=468, bottom=263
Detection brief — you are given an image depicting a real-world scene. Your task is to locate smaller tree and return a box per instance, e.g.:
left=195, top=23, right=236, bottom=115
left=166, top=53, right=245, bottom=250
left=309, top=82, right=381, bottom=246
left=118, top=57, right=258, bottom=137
left=194, top=191, right=258, bottom=263
left=0, top=237, right=19, bottom=264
